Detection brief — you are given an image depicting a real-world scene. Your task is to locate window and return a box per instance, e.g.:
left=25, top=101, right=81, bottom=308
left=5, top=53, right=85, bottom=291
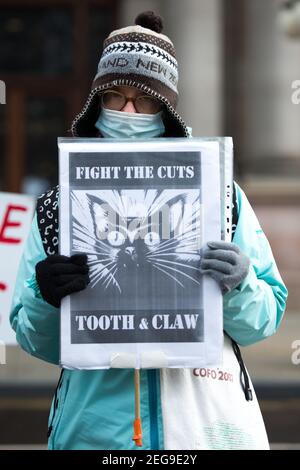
left=0, top=9, right=72, bottom=75
left=1, top=0, right=118, bottom=193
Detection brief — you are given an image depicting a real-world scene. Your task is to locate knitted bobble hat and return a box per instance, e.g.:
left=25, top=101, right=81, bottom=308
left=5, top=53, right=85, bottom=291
left=71, top=11, right=189, bottom=138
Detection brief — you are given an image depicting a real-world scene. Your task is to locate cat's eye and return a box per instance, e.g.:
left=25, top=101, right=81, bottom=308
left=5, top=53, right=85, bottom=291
left=144, top=231, right=160, bottom=246
left=107, top=231, right=125, bottom=246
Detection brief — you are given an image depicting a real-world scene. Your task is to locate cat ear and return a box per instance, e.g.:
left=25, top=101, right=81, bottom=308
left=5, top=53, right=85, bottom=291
left=87, top=194, right=115, bottom=239
left=163, top=193, right=190, bottom=238
left=146, top=192, right=187, bottom=240
left=164, top=193, right=187, bottom=208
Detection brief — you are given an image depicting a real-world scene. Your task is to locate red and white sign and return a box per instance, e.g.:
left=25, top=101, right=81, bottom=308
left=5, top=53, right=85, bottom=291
left=0, top=193, right=35, bottom=344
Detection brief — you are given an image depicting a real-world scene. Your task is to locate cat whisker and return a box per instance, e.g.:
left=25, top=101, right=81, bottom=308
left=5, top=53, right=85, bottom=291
left=104, top=266, right=120, bottom=292
left=102, top=264, right=121, bottom=292
left=148, top=251, right=200, bottom=258
left=90, top=259, right=115, bottom=275
left=147, top=257, right=201, bottom=272
left=151, top=261, right=201, bottom=286
left=148, top=241, right=200, bottom=256
left=90, top=261, right=116, bottom=287
left=73, top=225, right=111, bottom=253
left=153, top=230, right=199, bottom=251
left=88, top=256, right=116, bottom=265
left=73, top=219, right=110, bottom=242
left=73, top=246, right=112, bottom=257
left=149, top=261, right=185, bottom=287
left=73, top=237, right=111, bottom=256
left=148, top=239, right=200, bottom=256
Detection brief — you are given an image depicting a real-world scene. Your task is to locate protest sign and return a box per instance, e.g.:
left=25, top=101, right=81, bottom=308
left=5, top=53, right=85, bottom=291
left=0, top=193, right=35, bottom=344
left=59, top=138, right=232, bottom=369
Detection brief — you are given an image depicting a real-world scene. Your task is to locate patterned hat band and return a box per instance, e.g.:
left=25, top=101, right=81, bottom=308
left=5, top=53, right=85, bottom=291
left=93, top=37, right=179, bottom=108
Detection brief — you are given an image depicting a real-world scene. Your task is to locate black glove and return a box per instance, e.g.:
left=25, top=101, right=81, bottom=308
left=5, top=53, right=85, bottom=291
left=35, top=254, right=90, bottom=308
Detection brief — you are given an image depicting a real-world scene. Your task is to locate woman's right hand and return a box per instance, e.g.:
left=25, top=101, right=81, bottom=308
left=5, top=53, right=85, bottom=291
left=35, top=254, right=90, bottom=308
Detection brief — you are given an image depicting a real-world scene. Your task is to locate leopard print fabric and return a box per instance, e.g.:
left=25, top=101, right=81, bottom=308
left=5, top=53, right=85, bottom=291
left=37, top=186, right=59, bottom=256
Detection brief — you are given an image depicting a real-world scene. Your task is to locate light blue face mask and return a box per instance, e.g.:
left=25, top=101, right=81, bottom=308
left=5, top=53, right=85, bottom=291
left=95, top=107, right=165, bottom=139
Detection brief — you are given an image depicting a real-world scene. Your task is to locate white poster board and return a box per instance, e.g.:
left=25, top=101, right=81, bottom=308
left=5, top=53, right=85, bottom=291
left=59, top=138, right=232, bottom=370
left=0, top=193, right=35, bottom=345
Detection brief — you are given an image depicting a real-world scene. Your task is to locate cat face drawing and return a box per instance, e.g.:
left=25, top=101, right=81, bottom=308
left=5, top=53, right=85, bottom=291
left=71, top=190, right=201, bottom=294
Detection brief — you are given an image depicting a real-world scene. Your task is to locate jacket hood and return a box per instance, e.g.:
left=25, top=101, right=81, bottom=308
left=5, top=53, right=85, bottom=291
left=71, top=79, right=189, bottom=138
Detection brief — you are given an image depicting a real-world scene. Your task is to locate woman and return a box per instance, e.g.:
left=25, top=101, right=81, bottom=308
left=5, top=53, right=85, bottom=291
left=10, top=12, right=287, bottom=450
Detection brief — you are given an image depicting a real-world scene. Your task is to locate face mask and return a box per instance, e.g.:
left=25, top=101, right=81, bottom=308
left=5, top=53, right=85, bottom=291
left=95, top=107, right=165, bottom=139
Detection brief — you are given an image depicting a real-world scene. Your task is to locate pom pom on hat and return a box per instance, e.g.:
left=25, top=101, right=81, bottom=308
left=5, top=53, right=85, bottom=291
left=135, top=11, right=163, bottom=34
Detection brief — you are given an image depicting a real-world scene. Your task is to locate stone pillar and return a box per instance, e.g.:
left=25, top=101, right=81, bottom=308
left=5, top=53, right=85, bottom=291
left=244, top=0, right=300, bottom=162
left=119, top=0, right=223, bottom=136
left=163, top=0, right=222, bottom=136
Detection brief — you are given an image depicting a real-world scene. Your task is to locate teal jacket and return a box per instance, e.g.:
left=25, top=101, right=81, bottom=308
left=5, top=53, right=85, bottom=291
left=10, top=182, right=287, bottom=449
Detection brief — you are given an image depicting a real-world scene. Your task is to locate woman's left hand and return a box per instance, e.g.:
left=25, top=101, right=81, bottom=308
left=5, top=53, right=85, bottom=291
left=199, top=241, right=250, bottom=294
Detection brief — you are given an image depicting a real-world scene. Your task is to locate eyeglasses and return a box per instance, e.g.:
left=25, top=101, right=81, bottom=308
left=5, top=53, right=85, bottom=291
left=101, top=90, right=163, bottom=114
